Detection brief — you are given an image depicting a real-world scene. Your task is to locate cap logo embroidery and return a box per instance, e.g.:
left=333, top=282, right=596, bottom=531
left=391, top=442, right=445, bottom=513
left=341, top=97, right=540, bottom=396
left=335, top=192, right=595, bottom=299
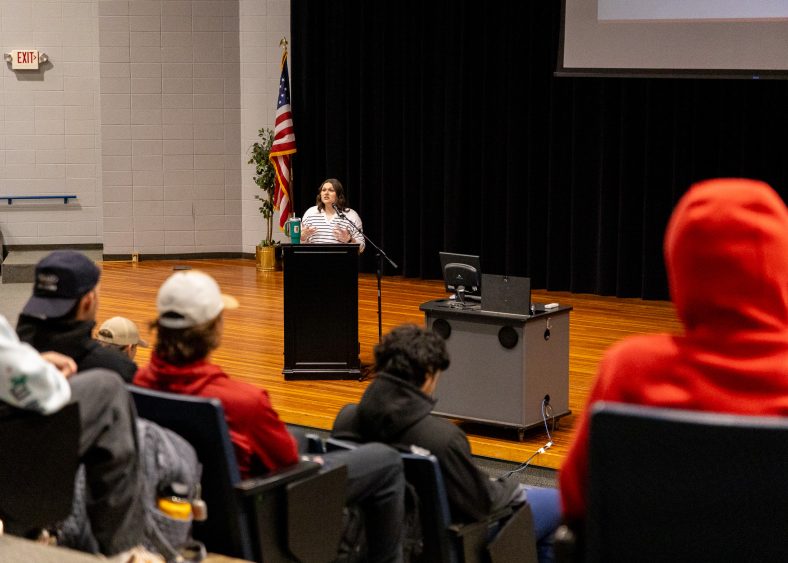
left=36, top=273, right=59, bottom=292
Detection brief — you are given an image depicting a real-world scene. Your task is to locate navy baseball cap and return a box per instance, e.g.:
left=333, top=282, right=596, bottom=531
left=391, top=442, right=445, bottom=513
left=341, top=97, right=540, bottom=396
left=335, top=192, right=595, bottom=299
left=21, top=251, right=101, bottom=319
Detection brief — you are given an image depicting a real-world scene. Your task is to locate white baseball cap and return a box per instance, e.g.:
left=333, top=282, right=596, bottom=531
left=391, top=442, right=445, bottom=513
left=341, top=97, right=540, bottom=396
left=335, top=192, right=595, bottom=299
left=156, top=271, right=239, bottom=329
left=96, top=316, right=149, bottom=347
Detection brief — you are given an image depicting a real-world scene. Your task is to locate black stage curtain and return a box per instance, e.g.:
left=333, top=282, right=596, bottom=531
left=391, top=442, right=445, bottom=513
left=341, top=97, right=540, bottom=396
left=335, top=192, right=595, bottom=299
left=290, top=0, right=788, bottom=300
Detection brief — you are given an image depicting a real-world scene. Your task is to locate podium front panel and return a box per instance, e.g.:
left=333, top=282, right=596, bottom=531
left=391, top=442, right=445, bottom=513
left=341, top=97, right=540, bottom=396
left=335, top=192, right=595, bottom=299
left=283, top=244, right=360, bottom=380
left=421, top=300, right=571, bottom=433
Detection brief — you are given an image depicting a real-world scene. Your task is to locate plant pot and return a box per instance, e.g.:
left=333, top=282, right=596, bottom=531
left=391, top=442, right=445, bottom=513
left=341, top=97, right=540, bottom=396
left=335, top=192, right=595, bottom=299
left=256, top=245, right=276, bottom=271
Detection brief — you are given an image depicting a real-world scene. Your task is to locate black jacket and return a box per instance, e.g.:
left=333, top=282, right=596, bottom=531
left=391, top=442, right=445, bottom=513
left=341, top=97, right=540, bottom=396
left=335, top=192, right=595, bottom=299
left=332, top=373, right=520, bottom=523
left=16, top=315, right=137, bottom=383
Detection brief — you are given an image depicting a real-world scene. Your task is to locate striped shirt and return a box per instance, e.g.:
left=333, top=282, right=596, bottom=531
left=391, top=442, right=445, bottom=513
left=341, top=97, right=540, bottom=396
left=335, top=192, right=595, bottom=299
left=301, top=205, right=365, bottom=252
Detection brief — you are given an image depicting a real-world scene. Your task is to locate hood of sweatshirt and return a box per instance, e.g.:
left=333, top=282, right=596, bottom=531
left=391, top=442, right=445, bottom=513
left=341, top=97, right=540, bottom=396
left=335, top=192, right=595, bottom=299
left=664, top=178, right=788, bottom=341
left=355, top=373, right=436, bottom=443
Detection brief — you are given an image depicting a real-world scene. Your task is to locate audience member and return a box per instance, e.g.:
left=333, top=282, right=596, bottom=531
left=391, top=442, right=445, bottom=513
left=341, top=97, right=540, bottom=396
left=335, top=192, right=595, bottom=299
left=16, top=251, right=137, bottom=382
left=134, top=271, right=405, bottom=562
left=96, top=316, right=149, bottom=361
left=332, top=323, right=561, bottom=562
left=0, top=314, right=150, bottom=559
left=559, top=178, right=788, bottom=527
left=1, top=314, right=73, bottom=414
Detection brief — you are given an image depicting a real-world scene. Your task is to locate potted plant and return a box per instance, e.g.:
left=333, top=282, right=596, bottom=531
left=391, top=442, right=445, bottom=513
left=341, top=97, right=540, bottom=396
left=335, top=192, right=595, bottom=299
left=248, top=127, right=278, bottom=271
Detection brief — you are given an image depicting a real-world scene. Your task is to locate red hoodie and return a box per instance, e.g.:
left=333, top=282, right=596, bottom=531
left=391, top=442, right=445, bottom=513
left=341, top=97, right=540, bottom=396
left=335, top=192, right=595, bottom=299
left=559, top=178, right=788, bottom=524
left=134, top=353, right=298, bottom=478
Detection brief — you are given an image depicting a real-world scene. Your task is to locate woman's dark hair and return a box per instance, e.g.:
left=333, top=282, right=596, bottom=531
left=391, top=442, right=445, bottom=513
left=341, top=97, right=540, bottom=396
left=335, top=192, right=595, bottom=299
left=151, top=315, right=222, bottom=366
left=316, top=178, right=347, bottom=211
left=373, top=324, right=450, bottom=387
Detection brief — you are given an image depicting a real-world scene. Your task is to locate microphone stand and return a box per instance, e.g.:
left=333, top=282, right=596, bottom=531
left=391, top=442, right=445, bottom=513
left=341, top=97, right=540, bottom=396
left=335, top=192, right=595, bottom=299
left=334, top=205, right=398, bottom=343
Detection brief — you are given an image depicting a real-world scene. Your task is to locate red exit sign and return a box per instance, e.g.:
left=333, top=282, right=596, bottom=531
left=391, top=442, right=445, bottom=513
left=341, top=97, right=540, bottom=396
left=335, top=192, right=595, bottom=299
left=10, top=50, right=40, bottom=70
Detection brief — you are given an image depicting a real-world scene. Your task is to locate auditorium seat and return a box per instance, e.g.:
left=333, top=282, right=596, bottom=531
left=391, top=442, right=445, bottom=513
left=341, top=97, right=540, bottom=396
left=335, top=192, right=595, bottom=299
left=555, top=401, right=788, bottom=563
left=324, top=437, right=538, bottom=563
left=129, top=386, right=346, bottom=562
left=0, top=402, right=80, bottom=538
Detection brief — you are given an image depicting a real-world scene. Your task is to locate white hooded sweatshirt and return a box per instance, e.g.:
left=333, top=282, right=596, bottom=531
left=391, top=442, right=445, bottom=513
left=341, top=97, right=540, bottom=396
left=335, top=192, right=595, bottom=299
left=0, top=314, right=70, bottom=413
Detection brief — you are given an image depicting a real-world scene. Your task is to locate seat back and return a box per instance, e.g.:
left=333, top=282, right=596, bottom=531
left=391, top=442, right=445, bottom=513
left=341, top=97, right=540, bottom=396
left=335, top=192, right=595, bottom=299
left=400, top=452, right=459, bottom=563
left=0, top=402, right=81, bottom=536
left=129, top=386, right=253, bottom=560
left=586, top=401, right=788, bottom=563
left=328, top=437, right=461, bottom=562
left=401, top=451, right=536, bottom=563
left=486, top=502, right=537, bottom=563
left=285, top=464, right=347, bottom=561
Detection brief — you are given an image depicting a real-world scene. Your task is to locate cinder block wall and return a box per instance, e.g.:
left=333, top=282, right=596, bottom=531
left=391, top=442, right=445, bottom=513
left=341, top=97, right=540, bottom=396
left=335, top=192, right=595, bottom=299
left=240, top=0, right=290, bottom=251
left=0, top=0, right=290, bottom=256
left=0, top=0, right=102, bottom=246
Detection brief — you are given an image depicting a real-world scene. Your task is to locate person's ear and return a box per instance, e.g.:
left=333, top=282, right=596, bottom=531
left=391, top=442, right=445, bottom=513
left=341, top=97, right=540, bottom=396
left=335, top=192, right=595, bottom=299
left=76, top=290, right=96, bottom=320
left=420, top=371, right=441, bottom=395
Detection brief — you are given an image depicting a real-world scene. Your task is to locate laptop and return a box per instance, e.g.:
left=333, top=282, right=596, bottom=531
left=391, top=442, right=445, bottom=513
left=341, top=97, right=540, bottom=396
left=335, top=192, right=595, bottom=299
left=481, top=274, right=531, bottom=315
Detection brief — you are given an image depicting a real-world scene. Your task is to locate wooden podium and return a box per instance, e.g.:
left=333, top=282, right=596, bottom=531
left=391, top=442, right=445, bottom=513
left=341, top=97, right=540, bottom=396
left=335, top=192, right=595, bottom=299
left=282, top=243, right=361, bottom=380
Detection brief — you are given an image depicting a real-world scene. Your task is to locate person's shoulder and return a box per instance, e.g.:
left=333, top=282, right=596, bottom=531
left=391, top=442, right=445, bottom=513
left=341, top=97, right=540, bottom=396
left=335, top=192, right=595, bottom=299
left=86, top=345, right=137, bottom=381
left=595, top=333, right=679, bottom=394
left=15, top=315, right=42, bottom=342
left=332, top=403, right=363, bottom=438
left=302, top=205, right=319, bottom=217
left=603, top=333, right=677, bottom=368
left=406, top=411, right=468, bottom=452
left=132, top=363, right=152, bottom=386
left=207, top=373, right=273, bottom=410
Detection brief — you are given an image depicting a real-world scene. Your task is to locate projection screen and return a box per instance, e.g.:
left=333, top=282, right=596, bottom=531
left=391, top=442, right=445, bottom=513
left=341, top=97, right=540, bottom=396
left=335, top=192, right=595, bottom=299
left=559, top=0, right=788, bottom=78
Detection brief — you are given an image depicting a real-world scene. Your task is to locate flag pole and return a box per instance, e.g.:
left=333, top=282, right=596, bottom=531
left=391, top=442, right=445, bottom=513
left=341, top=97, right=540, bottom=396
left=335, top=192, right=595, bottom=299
left=279, top=37, right=293, bottom=220
left=271, top=36, right=296, bottom=229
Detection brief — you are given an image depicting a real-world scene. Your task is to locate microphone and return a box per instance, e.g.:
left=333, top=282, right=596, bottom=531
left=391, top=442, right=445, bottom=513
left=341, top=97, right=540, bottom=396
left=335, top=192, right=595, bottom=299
left=332, top=203, right=347, bottom=219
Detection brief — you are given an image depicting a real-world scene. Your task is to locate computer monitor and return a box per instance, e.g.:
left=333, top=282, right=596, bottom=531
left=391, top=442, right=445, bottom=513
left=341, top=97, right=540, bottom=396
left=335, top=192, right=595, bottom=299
left=439, top=252, right=481, bottom=305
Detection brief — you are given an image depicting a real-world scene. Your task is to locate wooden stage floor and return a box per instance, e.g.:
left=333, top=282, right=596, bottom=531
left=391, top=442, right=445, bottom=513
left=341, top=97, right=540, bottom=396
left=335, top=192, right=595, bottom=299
left=99, top=258, right=681, bottom=471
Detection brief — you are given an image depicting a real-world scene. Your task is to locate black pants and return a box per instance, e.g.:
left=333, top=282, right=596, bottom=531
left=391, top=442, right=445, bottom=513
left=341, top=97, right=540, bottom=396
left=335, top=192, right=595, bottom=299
left=69, top=369, right=145, bottom=555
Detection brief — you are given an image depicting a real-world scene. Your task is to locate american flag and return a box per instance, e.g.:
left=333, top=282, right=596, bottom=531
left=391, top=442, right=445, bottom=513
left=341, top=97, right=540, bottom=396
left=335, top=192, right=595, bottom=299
left=270, top=49, right=297, bottom=229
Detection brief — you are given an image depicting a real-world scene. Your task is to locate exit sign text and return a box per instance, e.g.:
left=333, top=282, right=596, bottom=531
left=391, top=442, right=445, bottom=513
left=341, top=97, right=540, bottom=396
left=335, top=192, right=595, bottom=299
left=11, top=50, right=40, bottom=70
